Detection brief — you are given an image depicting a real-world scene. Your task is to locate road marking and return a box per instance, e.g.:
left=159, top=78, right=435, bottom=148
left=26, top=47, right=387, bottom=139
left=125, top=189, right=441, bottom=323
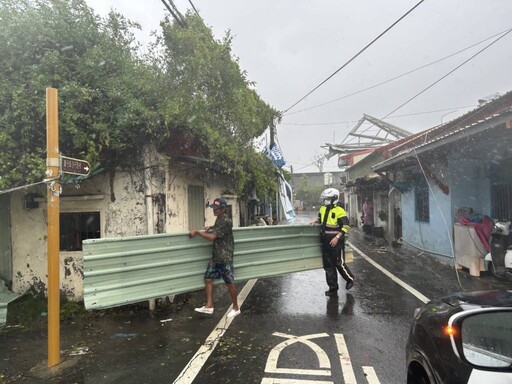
left=176, top=240, right=422, bottom=383
left=265, top=332, right=331, bottom=376
left=261, top=379, right=333, bottom=384
left=264, top=333, right=382, bottom=383
left=347, top=241, right=430, bottom=304
left=362, top=366, right=381, bottom=384
left=172, top=278, right=258, bottom=384
left=335, top=334, right=357, bottom=384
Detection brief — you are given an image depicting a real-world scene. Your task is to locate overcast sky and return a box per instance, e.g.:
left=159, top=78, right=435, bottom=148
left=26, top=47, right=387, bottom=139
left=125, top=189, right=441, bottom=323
left=85, top=0, right=512, bottom=173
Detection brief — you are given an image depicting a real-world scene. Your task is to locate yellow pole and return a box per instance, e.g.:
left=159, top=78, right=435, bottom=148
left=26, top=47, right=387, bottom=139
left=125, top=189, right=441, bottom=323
left=46, top=87, right=60, bottom=367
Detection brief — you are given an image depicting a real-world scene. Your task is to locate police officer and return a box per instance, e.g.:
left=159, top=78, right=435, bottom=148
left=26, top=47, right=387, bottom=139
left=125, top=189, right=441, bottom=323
left=310, top=188, right=354, bottom=296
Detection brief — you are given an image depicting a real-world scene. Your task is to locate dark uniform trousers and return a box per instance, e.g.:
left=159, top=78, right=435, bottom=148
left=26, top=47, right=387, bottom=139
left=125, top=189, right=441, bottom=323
left=321, top=234, right=354, bottom=291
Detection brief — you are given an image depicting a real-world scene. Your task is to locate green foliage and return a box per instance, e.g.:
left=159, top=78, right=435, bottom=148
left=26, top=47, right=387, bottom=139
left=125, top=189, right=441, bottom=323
left=295, top=174, right=325, bottom=209
left=153, top=14, right=280, bottom=195
left=0, top=2, right=280, bottom=197
left=0, top=0, right=154, bottom=189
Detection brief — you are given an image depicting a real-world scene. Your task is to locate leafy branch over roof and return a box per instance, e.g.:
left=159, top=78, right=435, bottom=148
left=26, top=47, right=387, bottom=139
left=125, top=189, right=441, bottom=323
left=0, top=0, right=280, bottom=197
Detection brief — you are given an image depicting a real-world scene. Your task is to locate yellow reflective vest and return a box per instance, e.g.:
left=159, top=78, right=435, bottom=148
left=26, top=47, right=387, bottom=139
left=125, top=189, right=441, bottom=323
left=319, top=204, right=349, bottom=235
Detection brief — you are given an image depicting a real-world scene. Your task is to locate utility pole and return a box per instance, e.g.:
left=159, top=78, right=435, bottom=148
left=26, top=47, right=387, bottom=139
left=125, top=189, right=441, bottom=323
left=269, top=121, right=280, bottom=222
left=313, top=154, right=324, bottom=173
left=46, top=87, right=60, bottom=367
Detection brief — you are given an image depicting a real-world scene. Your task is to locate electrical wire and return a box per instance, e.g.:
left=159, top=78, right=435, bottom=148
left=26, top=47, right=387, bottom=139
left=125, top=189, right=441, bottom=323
left=328, top=27, right=512, bottom=146
left=161, top=0, right=187, bottom=28
left=281, top=105, right=477, bottom=126
left=412, top=148, right=463, bottom=290
left=381, top=27, right=512, bottom=121
left=187, top=0, right=200, bottom=17
left=283, top=26, right=510, bottom=169
left=0, top=181, right=47, bottom=195
left=284, top=27, right=511, bottom=117
left=283, top=0, right=426, bottom=114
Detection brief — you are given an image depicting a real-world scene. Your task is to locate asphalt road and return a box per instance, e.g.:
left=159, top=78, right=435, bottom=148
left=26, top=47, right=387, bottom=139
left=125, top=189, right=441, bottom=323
left=1, top=211, right=505, bottom=384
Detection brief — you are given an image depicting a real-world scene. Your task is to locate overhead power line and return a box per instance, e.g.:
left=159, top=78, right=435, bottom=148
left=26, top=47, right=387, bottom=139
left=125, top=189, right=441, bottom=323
left=187, top=0, right=200, bottom=17
left=331, top=27, right=512, bottom=148
left=0, top=181, right=46, bottom=195
left=280, top=106, right=477, bottom=126
left=284, top=27, right=511, bottom=117
left=161, top=0, right=187, bottom=28
left=283, top=0, right=425, bottom=114
left=382, top=27, right=512, bottom=121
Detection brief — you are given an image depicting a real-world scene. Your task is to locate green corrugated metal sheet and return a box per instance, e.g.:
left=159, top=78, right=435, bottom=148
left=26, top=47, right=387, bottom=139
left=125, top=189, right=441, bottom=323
left=83, top=225, right=322, bottom=310
left=0, top=289, right=21, bottom=329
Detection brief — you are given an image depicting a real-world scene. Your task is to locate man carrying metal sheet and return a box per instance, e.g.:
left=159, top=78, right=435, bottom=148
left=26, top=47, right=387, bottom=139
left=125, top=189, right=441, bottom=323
left=189, top=198, right=240, bottom=318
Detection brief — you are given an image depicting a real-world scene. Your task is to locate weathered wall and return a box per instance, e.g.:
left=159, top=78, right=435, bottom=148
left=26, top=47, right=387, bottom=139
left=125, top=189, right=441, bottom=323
left=165, top=167, right=239, bottom=233
left=400, top=158, right=453, bottom=259
left=9, top=164, right=238, bottom=300
left=10, top=171, right=148, bottom=299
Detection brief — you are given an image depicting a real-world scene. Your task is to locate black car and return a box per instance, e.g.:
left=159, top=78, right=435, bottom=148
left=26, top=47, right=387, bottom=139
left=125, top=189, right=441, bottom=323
left=406, top=290, right=512, bottom=384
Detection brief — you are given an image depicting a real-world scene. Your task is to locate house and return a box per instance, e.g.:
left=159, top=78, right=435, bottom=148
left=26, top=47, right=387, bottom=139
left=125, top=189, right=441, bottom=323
left=371, top=91, right=512, bottom=265
left=0, top=146, right=240, bottom=301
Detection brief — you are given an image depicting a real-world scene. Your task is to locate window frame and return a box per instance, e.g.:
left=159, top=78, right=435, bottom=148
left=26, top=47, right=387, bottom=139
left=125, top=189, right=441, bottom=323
left=415, top=179, right=430, bottom=223
left=59, top=211, right=101, bottom=252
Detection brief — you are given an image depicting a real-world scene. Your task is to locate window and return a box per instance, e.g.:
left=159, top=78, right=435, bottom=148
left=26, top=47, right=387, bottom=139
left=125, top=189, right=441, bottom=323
left=491, top=159, right=512, bottom=221
left=415, top=180, right=429, bottom=222
left=188, top=186, right=205, bottom=230
left=491, top=184, right=512, bottom=221
left=60, top=212, right=100, bottom=251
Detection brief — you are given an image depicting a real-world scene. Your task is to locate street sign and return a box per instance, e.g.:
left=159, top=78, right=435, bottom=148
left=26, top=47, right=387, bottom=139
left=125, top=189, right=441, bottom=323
left=60, top=155, right=91, bottom=176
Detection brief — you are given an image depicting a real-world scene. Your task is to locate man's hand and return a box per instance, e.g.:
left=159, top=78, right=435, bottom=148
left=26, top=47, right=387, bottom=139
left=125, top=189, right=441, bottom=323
left=309, top=219, right=318, bottom=226
left=189, top=230, right=198, bottom=238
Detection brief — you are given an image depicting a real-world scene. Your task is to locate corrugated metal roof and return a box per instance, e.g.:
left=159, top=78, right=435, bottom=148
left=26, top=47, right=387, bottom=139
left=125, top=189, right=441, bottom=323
left=83, top=225, right=324, bottom=310
left=371, top=90, right=512, bottom=171
left=373, top=107, right=512, bottom=171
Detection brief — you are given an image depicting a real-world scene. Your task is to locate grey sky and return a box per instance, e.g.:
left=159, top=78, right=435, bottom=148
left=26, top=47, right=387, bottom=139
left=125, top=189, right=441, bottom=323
left=86, top=0, right=512, bottom=172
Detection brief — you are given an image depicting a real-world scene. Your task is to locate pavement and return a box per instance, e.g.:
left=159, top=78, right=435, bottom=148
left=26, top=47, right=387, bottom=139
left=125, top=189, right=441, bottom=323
left=0, top=225, right=509, bottom=383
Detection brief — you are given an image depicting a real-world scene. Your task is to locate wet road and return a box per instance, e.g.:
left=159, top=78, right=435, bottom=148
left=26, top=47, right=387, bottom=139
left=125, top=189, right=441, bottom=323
left=1, top=211, right=503, bottom=383
left=184, top=246, right=420, bottom=383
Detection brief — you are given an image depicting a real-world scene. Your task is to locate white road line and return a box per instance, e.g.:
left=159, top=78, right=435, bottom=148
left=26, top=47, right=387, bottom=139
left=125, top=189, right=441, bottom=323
left=347, top=241, right=430, bottom=304
left=362, top=366, right=381, bottom=384
left=335, top=334, right=357, bottom=384
left=261, top=379, right=333, bottom=384
left=172, top=279, right=258, bottom=384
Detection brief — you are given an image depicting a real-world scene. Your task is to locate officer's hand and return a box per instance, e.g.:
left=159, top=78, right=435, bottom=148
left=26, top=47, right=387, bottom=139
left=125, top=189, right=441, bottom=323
left=189, top=230, right=198, bottom=238
left=309, top=220, right=317, bottom=226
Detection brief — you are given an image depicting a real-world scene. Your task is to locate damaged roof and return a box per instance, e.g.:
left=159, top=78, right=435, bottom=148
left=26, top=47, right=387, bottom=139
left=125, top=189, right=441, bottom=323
left=373, top=90, right=512, bottom=171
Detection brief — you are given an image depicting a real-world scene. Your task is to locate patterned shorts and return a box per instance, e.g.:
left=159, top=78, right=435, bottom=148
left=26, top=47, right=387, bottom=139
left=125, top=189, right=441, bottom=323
left=204, top=260, right=235, bottom=284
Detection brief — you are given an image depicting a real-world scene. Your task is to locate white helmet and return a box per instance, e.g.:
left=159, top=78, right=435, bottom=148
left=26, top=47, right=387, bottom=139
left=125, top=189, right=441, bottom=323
left=320, top=188, right=339, bottom=206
